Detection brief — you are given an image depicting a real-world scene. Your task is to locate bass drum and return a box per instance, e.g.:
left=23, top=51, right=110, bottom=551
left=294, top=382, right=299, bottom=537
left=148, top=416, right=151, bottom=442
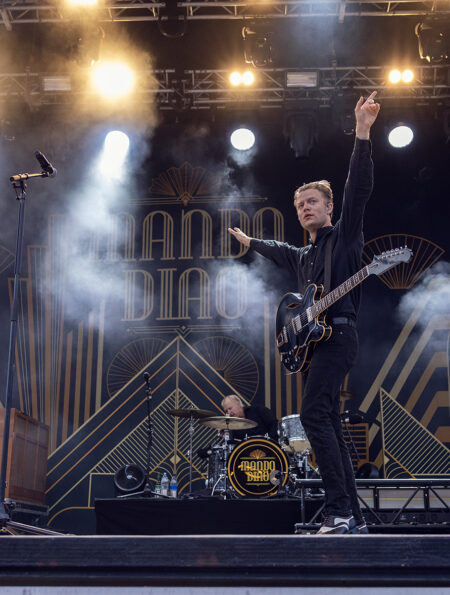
left=227, top=437, right=289, bottom=497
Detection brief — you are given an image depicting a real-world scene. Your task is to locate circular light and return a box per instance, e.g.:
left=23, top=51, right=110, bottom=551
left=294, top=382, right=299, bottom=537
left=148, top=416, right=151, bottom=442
left=91, top=62, right=135, bottom=99
left=104, top=131, right=130, bottom=156
left=389, top=69, right=402, bottom=84
left=230, top=128, right=255, bottom=151
left=242, top=71, right=255, bottom=86
left=229, top=72, right=242, bottom=86
left=402, top=69, right=414, bottom=83
left=388, top=125, right=414, bottom=148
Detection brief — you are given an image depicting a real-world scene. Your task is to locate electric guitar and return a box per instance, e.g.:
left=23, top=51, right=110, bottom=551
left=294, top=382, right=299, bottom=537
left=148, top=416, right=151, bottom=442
left=276, top=247, right=412, bottom=373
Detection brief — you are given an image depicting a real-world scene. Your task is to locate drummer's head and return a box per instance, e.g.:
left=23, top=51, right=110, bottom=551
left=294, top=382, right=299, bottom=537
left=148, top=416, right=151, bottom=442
left=221, top=394, right=245, bottom=418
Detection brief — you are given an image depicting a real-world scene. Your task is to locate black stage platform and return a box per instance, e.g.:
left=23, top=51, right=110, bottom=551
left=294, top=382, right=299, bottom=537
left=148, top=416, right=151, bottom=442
left=1, top=534, right=450, bottom=587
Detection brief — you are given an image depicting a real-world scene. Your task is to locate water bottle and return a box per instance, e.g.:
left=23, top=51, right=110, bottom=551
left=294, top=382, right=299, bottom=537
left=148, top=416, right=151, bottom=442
left=161, top=472, right=169, bottom=496
left=169, top=474, right=178, bottom=498
left=154, top=473, right=162, bottom=496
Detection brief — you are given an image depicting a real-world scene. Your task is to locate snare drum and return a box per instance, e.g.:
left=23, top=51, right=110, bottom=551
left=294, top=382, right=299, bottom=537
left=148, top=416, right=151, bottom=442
left=227, top=437, right=289, bottom=497
left=278, top=414, right=310, bottom=453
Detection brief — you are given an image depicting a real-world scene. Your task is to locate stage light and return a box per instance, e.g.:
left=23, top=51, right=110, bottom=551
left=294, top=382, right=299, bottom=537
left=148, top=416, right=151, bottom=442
left=242, top=71, right=255, bottom=86
left=91, top=61, right=135, bottom=99
left=388, top=69, right=402, bottom=84
left=230, top=71, right=242, bottom=86
left=66, top=0, right=97, bottom=5
left=284, top=112, right=317, bottom=157
left=416, top=21, right=449, bottom=63
left=388, top=69, right=414, bottom=84
left=230, top=128, right=255, bottom=151
left=402, top=69, right=414, bottom=83
left=388, top=124, right=414, bottom=148
left=242, top=24, right=272, bottom=68
left=42, top=76, right=71, bottom=92
left=99, top=130, right=130, bottom=178
left=286, top=71, right=318, bottom=88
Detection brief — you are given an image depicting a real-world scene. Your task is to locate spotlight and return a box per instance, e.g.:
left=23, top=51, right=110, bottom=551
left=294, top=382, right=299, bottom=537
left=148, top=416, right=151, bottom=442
left=91, top=61, right=135, bottom=99
left=99, top=130, right=130, bottom=178
left=229, top=71, right=242, bottom=86
left=66, top=0, right=97, bottom=5
left=388, top=69, right=414, bottom=84
left=242, top=24, right=272, bottom=68
left=114, top=464, right=146, bottom=495
left=415, top=21, right=449, bottom=63
left=388, top=124, right=414, bottom=148
left=242, top=71, right=255, bottom=86
left=402, top=69, right=414, bottom=83
left=230, top=127, right=255, bottom=151
left=388, top=69, right=402, bottom=84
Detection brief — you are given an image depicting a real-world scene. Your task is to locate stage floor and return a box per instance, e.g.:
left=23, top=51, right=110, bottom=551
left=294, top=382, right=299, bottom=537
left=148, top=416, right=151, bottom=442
left=1, top=534, right=450, bottom=587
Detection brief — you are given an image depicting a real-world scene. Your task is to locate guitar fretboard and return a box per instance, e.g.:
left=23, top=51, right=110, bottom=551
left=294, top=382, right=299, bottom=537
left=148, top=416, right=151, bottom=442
left=294, top=265, right=370, bottom=330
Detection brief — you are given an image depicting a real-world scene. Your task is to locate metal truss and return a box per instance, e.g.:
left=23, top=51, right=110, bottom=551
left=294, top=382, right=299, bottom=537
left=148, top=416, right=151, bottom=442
left=0, top=64, right=449, bottom=111
left=0, top=0, right=449, bottom=29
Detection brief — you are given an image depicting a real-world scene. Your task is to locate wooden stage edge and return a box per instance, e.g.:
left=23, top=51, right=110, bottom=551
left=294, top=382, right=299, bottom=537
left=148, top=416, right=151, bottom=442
left=1, top=535, right=450, bottom=587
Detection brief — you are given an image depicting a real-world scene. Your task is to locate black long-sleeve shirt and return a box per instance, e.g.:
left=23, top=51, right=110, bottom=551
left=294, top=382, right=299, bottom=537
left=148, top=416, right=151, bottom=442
left=231, top=404, right=279, bottom=442
left=249, top=138, right=373, bottom=321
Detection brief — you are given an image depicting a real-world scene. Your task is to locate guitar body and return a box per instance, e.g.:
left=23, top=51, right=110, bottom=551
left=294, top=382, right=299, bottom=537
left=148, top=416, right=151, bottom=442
left=275, top=247, right=412, bottom=373
left=276, top=284, right=332, bottom=373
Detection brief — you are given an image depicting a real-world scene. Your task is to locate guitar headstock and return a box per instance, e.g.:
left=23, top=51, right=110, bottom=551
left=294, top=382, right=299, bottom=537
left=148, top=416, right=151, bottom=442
left=369, top=246, right=413, bottom=276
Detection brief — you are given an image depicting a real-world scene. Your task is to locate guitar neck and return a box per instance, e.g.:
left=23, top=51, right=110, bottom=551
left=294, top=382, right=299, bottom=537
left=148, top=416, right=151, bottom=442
left=310, top=265, right=370, bottom=318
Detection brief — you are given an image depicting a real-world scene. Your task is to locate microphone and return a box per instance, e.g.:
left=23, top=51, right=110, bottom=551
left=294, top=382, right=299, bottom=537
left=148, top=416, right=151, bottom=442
left=143, top=372, right=150, bottom=381
left=341, top=410, right=365, bottom=425
left=35, top=151, right=57, bottom=178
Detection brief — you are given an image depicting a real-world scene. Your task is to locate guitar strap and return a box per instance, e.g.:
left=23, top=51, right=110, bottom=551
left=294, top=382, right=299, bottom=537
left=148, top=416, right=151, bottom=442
left=323, top=232, right=337, bottom=295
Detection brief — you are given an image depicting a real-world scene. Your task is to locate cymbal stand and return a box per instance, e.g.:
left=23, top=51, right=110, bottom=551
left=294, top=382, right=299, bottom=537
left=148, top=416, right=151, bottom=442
left=187, top=411, right=195, bottom=493
left=222, top=419, right=232, bottom=499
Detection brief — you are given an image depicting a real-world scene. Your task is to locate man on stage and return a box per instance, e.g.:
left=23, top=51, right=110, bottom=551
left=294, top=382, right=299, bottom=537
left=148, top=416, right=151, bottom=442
left=228, top=91, right=380, bottom=534
left=221, top=394, right=278, bottom=442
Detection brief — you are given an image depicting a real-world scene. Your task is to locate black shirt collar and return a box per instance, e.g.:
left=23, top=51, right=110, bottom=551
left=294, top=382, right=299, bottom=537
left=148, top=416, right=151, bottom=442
left=308, top=225, right=334, bottom=245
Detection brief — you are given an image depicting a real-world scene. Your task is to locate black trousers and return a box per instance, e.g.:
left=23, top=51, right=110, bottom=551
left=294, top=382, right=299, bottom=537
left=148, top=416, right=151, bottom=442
left=300, top=324, right=363, bottom=520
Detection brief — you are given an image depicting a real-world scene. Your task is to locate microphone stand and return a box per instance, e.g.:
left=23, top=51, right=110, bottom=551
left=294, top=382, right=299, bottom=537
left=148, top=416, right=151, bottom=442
left=118, top=373, right=165, bottom=498
left=0, top=166, right=63, bottom=535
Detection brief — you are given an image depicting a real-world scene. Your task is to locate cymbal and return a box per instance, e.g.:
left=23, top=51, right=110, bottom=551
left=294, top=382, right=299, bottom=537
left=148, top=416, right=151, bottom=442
left=199, top=416, right=258, bottom=430
left=166, top=408, right=216, bottom=419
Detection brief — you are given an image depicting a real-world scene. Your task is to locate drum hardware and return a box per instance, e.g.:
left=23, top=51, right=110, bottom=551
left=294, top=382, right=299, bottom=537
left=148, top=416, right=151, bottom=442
left=199, top=416, right=258, bottom=499
left=166, top=407, right=217, bottom=493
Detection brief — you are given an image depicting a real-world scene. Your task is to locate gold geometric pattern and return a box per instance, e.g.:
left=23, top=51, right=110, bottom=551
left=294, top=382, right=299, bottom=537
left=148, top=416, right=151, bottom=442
left=362, top=234, right=444, bottom=289
left=150, top=162, right=218, bottom=206
left=192, top=336, right=259, bottom=402
left=106, top=338, right=170, bottom=397
left=380, top=387, right=450, bottom=477
left=0, top=244, right=14, bottom=274
left=93, top=389, right=218, bottom=492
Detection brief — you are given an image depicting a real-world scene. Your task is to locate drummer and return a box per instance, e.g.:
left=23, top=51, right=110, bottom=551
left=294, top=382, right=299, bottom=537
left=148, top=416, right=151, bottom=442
left=221, top=394, right=278, bottom=442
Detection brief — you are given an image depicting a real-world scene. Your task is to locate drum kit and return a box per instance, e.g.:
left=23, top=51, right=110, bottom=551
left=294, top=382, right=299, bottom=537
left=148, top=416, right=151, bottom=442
left=167, top=407, right=321, bottom=499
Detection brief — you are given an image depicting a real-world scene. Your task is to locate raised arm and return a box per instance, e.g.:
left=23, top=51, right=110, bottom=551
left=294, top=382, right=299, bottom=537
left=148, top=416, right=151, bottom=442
left=355, top=90, right=380, bottom=140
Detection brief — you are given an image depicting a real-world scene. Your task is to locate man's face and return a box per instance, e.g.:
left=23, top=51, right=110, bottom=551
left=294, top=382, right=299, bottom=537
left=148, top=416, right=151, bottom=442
left=295, top=189, right=332, bottom=233
left=222, top=398, right=244, bottom=418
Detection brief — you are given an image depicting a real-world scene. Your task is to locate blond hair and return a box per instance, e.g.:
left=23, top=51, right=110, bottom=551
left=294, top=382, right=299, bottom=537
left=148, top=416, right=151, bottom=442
left=294, top=180, right=333, bottom=208
left=221, top=394, right=243, bottom=409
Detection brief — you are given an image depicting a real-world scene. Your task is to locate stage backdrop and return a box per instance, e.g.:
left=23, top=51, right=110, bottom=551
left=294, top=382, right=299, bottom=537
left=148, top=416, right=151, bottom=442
left=1, top=148, right=449, bottom=534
